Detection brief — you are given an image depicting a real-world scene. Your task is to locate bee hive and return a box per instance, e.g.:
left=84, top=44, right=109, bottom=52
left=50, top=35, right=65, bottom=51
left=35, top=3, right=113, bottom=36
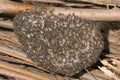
left=13, top=8, right=104, bottom=76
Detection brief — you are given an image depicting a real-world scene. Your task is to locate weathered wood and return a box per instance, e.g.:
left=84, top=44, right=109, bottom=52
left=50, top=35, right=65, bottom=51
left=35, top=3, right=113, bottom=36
left=1, top=1, right=120, bottom=21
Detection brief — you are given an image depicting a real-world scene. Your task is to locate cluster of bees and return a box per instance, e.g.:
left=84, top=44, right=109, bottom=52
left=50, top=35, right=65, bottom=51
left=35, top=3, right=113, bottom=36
left=13, top=8, right=104, bottom=76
